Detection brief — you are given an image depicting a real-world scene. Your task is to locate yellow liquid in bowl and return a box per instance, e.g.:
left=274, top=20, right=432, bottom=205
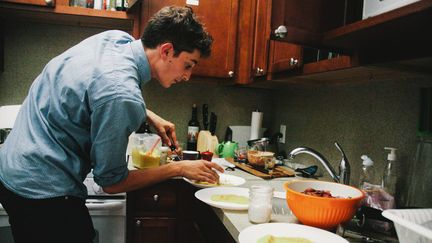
left=132, top=149, right=160, bottom=169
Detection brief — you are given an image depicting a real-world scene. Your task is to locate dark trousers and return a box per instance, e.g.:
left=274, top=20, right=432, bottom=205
left=0, top=181, right=95, bottom=243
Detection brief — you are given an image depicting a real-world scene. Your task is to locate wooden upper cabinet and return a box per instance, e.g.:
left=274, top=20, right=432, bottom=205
left=139, top=0, right=239, bottom=79
left=2, top=0, right=55, bottom=7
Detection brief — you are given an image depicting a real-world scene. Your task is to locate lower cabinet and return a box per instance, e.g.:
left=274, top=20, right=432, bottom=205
left=127, top=179, right=236, bottom=243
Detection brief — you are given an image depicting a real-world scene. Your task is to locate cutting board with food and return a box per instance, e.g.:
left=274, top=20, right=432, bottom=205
left=225, top=158, right=295, bottom=179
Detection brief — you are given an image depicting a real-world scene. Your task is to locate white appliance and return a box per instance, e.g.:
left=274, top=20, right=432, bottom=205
left=363, top=0, right=420, bottom=19
left=84, top=173, right=127, bottom=243
left=0, top=175, right=126, bottom=243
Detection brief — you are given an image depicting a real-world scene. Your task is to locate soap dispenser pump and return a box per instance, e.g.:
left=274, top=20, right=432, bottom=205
left=382, top=147, right=398, bottom=196
left=359, top=155, right=376, bottom=190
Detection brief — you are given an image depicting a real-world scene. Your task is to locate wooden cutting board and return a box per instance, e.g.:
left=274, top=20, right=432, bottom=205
left=225, top=158, right=295, bottom=179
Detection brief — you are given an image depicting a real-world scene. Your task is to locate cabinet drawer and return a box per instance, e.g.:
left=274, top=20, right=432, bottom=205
left=128, top=182, right=177, bottom=216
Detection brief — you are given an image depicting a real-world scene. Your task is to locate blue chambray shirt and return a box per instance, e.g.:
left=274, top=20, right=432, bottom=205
left=0, top=30, right=151, bottom=199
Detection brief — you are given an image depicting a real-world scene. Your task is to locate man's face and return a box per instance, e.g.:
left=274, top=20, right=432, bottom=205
left=158, top=48, right=201, bottom=88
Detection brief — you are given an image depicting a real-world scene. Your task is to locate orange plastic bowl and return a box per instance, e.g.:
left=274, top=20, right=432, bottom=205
left=284, top=180, right=365, bottom=230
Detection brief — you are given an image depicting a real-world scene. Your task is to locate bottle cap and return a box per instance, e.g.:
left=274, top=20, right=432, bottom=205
left=385, top=147, right=397, bottom=161
left=361, top=155, right=374, bottom=166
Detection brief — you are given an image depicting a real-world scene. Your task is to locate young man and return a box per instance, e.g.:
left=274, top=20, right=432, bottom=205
left=0, top=6, right=222, bottom=243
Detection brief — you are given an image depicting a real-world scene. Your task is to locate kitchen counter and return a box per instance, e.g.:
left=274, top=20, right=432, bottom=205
left=201, top=166, right=399, bottom=243
left=206, top=167, right=299, bottom=242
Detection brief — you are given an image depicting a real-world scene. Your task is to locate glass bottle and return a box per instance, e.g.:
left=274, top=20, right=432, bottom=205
left=248, top=185, right=273, bottom=224
left=187, top=104, right=200, bottom=151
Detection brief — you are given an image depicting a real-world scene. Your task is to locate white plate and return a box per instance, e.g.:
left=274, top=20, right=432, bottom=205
left=195, top=187, right=249, bottom=210
left=238, top=223, right=348, bottom=243
left=184, top=173, right=246, bottom=188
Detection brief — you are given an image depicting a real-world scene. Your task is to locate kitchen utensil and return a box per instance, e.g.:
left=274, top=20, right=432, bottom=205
left=295, top=165, right=318, bottom=177
left=227, top=159, right=294, bottom=179
left=209, top=112, right=219, bottom=154
left=168, top=138, right=181, bottom=161
left=284, top=180, right=365, bottom=230
left=224, top=127, right=233, bottom=142
left=202, top=104, right=209, bottom=130
left=146, top=137, right=161, bottom=155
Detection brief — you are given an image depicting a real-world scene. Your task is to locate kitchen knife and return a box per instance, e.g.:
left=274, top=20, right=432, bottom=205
left=224, top=127, right=233, bottom=142
left=209, top=112, right=217, bottom=136
left=202, top=104, right=209, bottom=130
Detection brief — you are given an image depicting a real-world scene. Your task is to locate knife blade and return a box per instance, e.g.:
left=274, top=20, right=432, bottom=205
left=202, top=104, right=209, bottom=130
left=209, top=112, right=217, bottom=136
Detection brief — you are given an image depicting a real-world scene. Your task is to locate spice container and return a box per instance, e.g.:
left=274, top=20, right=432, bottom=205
left=248, top=185, right=274, bottom=224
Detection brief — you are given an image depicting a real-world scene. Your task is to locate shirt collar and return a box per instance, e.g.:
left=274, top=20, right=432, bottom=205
left=130, top=39, right=151, bottom=85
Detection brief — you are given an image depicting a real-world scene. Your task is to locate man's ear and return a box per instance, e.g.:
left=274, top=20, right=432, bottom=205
left=159, top=43, right=174, bottom=60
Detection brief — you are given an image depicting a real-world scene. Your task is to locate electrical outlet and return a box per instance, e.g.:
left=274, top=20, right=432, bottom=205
left=279, top=125, right=286, bottom=143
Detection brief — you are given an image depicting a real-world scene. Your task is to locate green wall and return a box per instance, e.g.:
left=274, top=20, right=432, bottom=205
left=1, top=21, right=431, bottom=207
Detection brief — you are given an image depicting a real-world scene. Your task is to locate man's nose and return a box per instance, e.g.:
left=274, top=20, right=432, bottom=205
left=183, top=71, right=192, bottom=81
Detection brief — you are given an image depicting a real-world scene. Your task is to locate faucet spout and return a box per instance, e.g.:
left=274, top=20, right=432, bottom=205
left=288, top=147, right=340, bottom=183
left=288, top=142, right=351, bottom=185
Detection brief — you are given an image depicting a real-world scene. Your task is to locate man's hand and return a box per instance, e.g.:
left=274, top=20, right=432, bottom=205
left=179, top=160, right=225, bottom=184
left=146, top=109, right=177, bottom=146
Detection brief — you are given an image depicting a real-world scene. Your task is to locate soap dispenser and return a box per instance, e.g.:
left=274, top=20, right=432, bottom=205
left=359, top=155, right=376, bottom=190
left=381, top=147, right=398, bottom=197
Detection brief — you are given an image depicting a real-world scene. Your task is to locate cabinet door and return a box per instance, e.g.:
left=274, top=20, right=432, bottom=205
left=140, top=0, right=239, bottom=79
left=133, top=217, right=176, bottom=243
left=266, top=40, right=302, bottom=79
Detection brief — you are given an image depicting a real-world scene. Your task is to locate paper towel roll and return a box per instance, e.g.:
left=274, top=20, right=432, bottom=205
left=250, top=111, right=263, bottom=140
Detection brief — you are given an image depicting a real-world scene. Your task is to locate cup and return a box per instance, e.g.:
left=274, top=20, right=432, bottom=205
left=200, top=151, right=213, bottom=161
left=182, top=150, right=200, bottom=160
left=216, top=141, right=238, bottom=158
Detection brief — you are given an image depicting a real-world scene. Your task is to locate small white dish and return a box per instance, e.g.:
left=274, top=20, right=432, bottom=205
left=195, top=187, right=249, bottom=210
left=183, top=173, right=246, bottom=188
left=238, top=223, right=348, bottom=243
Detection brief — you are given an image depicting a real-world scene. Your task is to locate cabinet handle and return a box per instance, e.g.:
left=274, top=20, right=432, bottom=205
left=153, top=194, right=159, bottom=202
left=289, top=58, right=298, bottom=66
left=255, top=67, right=264, bottom=76
left=228, top=71, right=234, bottom=78
left=274, top=25, right=287, bottom=39
left=45, top=0, right=54, bottom=6
left=135, top=219, right=142, bottom=226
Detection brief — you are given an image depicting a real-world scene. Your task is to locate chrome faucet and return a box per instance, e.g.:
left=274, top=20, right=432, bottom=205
left=288, top=142, right=350, bottom=185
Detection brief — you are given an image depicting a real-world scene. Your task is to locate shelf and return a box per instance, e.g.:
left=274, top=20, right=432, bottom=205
left=0, top=2, right=134, bottom=30
left=322, top=0, right=432, bottom=63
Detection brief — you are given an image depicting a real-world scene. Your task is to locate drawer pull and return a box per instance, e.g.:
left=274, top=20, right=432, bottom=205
left=153, top=194, right=159, bottom=202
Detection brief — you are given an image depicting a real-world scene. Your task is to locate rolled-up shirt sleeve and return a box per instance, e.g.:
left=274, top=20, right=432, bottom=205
left=90, top=97, right=145, bottom=187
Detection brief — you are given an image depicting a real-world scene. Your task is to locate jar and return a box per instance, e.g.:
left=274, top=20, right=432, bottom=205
left=248, top=185, right=273, bottom=224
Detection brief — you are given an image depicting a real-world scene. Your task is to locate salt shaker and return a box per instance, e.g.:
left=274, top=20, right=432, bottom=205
left=248, top=185, right=273, bottom=224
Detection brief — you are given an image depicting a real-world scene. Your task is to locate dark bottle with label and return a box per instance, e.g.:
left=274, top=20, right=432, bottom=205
left=187, top=104, right=200, bottom=151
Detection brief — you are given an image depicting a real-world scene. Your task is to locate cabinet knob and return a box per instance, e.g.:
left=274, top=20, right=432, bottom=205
left=135, top=219, right=142, bottom=226
left=153, top=194, right=159, bottom=202
left=228, top=71, right=234, bottom=78
left=274, top=25, right=287, bottom=39
left=45, top=0, right=54, bottom=6
left=289, top=58, right=298, bottom=66
left=255, top=67, right=264, bottom=76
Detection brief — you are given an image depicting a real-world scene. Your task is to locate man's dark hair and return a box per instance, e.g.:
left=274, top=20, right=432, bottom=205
left=141, top=6, right=213, bottom=58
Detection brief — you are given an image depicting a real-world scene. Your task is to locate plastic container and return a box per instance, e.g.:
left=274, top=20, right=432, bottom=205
left=381, top=147, right=398, bottom=197
left=130, top=133, right=162, bottom=169
left=382, top=209, right=432, bottom=243
left=359, top=155, right=376, bottom=190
